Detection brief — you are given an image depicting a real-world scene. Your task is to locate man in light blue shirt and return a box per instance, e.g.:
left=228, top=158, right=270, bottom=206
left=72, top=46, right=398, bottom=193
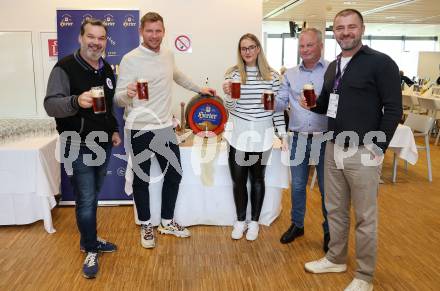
left=275, top=28, right=330, bottom=252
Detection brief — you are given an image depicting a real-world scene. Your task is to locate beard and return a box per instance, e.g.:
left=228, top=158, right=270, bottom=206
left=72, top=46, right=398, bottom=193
left=337, top=36, right=362, bottom=51
left=82, top=44, right=104, bottom=61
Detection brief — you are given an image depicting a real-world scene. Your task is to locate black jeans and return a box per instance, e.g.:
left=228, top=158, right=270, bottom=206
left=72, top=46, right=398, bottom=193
left=228, top=146, right=270, bottom=222
left=128, top=127, right=182, bottom=221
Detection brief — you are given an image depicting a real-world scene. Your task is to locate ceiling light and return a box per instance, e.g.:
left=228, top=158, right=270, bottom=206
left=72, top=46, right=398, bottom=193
left=264, top=0, right=305, bottom=20
left=362, top=0, right=416, bottom=16
left=343, top=1, right=357, bottom=4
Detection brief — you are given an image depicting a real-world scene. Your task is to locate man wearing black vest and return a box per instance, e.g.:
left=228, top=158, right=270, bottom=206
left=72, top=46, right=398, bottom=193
left=301, top=9, right=402, bottom=291
left=44, top=19, right=121, bottom=279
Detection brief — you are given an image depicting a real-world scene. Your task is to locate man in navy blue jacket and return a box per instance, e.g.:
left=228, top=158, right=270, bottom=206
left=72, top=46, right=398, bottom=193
left=44, top=19, right=121, bottom=279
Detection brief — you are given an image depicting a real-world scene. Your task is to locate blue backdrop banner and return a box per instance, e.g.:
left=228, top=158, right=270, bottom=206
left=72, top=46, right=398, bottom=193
left=57, top=9, right=139, bottom=203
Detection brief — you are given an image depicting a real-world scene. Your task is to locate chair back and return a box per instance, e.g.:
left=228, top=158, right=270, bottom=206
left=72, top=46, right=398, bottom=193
left=432, top=86, right=440, bottom=98
left=404, top=113, right=434, bottom=135
left=417, top=97, right=440, bottom=118
left=402, top=94, right=414, bottom=108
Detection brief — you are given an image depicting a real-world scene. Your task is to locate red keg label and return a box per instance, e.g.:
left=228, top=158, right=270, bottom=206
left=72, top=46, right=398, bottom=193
left=188, top=97, right=227, bottom=135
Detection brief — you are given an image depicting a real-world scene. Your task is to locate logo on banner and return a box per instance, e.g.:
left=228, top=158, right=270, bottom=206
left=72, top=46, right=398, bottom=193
left=103, top=14, right=116, bottom=27
left=59, top=14, right=74, bottom=27
left=123, top=15, right=137, bottom=27
left=174, top=35, right=192, bottom=52
left=57, top=9, right=140, bottom=203
left=82, top=13, right=93, bottom=23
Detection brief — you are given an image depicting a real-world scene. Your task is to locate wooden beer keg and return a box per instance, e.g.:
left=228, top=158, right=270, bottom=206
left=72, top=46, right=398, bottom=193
left=185, top=94, right=228, bottom=135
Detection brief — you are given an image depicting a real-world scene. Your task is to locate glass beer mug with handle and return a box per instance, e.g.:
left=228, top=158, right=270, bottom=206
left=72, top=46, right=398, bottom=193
left=303, top=83, right=317, bottom=107
left=262, top=90, right=274, bottom=111
left=230, top=78, right=241, bottom=99
left=136, top=78, right=149, bottom=100
left=91, top=86, right=106, bottom=114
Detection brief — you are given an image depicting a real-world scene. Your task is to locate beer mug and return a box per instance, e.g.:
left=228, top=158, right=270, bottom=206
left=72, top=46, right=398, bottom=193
left=230, top=79, right=241, bottom=99
left=91, top=86, right=106, bottom=114
left=303, top=83, right=316, bottom=107
left=262, top=90, right=274, bottom=111
left=137, top=79, right=149, bottom=100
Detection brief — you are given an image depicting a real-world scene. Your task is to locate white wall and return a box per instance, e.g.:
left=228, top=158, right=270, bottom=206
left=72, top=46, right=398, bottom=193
left=418, top=51, right=440, bottom=82
left=0, top=0, right=262, bottom=118
left=142, top=0, right=262, bottom=117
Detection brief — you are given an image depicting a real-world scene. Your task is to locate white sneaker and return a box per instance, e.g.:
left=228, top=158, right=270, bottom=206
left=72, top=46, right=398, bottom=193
left=231, top=221, right=247, bottom=240
left=246, top=221, right=259, bottom=241
left=141, top=223, right=155, bottom=248
left=158, top=219, right=191, bottom=237
left=304, top=257, right=347, bottom=273
left=344, top=278, right=373, bottom=291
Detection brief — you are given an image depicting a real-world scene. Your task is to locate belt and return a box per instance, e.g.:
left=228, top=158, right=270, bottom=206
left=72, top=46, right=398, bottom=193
left=291, top=131, right=320, bottom=139
left=330, top=140, right=360, bottom=149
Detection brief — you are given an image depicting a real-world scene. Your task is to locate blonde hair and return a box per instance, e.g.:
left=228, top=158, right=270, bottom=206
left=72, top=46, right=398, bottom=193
left=225, top=33, right=274, bottom=84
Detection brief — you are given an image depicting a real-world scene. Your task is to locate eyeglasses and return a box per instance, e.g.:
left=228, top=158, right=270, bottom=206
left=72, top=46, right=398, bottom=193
left=240, top=45, right=257, bottom=53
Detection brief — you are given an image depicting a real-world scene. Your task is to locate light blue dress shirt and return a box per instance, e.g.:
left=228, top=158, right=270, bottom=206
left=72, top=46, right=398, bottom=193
left=275, top=58, right=329, bottom=133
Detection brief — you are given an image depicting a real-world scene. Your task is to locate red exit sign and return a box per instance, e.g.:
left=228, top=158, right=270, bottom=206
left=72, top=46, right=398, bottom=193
left=48, top=39, right=58, bottom=57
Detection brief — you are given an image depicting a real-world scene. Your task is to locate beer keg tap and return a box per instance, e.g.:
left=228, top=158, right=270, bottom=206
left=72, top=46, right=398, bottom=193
left=205, top=77, right=209, bottom=93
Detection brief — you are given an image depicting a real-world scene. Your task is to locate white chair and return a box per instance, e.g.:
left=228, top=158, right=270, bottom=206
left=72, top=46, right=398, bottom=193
left=432, top=86, right=440, bottom=98
left=402, top=94, right=415, bottom=110
left=402, top=94, right=422, bottom=115
left=417, top=96, right=440, bottom=145
left=402, top=94, right=413, bottom=117
left=393, top=113, right=434, bottom=182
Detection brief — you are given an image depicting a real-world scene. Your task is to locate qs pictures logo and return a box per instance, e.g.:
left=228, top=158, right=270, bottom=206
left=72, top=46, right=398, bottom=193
left=123, top=15, right=137, bottom=28
left=59, top=14, right=74, bottom=27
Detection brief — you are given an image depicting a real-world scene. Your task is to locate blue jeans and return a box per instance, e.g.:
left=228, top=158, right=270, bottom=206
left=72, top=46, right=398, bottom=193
left=69, top=142, right=112, bottom=252
left=290, top=133, right=328, bottom=234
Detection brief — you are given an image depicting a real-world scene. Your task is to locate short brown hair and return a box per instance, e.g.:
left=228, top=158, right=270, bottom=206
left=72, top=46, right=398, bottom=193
left=140, top=12, right=164, bottom=28
left=80, top=18, right=107, bottom=36
left=334, top=8, right=364, bottom=24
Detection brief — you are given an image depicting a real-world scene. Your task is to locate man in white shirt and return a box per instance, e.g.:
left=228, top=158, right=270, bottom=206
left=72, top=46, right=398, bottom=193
left=115, top=12, right=215, bottom=249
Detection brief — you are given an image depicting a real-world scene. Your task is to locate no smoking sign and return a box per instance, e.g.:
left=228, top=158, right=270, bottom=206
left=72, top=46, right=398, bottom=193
left=174, top=34, right=192, bottom=53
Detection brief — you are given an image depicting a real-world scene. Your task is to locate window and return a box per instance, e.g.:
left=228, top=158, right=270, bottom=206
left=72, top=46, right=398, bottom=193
left=263, top=29, right=438, bottom=78
left=283, top=37, right=298, bottom=68
left=266, top=37, right=282, bottom=72
left=324, top=37, right=338, bottom=61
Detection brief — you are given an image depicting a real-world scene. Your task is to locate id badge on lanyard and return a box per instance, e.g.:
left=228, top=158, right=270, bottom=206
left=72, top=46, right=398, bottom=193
left=327, top=93, right=339, bottom=118
left=327, top=55, right=348, bottom=119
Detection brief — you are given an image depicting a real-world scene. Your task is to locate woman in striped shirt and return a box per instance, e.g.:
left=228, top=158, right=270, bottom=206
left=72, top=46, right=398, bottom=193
left=222, top=33, right=288, bottom=241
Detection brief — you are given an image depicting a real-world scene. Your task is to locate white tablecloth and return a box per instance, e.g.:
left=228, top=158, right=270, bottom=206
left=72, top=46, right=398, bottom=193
left=128, top=141, right=289, bottom=226
left=0, top=135, right=60, bottom=233
left=389, top=124, right=418, bottom=165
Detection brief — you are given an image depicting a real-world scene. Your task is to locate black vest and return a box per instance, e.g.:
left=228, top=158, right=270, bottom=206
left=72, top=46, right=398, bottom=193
left=54, top=51, right=117, bottom=138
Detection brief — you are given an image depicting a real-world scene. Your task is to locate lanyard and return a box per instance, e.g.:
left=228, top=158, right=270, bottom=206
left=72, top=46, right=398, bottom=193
left=332, top=55, right=350, bottom=93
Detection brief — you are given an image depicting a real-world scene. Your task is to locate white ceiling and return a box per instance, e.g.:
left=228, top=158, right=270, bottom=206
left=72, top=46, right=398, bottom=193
left=263, top=0, right=440, bottom=25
